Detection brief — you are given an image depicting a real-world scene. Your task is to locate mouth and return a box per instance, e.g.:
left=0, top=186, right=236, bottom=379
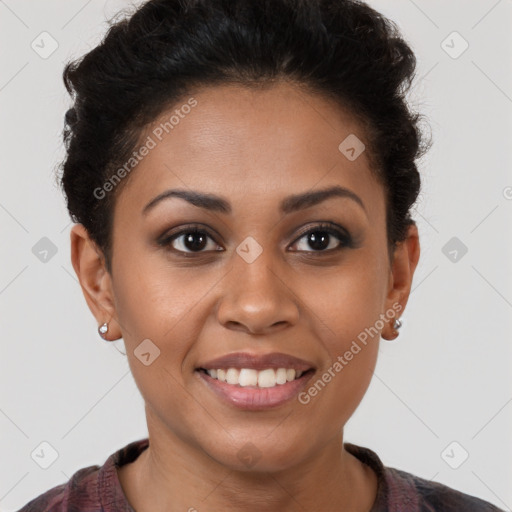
left=194, top=352, right=316, bottom=410
left=196, top=367, right=314, bottom=388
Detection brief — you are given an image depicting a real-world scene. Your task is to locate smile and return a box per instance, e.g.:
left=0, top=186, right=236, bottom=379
left=195, top=351, right=316, bottom=410
left=199, top=367, right=307, bottom=388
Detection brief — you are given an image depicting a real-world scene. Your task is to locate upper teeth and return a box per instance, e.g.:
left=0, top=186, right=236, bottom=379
left=205, top=368, right=304, bottom=388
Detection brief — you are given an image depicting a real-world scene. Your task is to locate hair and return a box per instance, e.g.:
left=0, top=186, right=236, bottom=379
left=57, top=0, right=431, bottom=273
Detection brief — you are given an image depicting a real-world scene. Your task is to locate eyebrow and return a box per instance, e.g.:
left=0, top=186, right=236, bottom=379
left=142, top=185, right=367, bottom=217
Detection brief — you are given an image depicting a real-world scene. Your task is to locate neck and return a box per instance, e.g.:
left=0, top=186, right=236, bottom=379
left=119, top=420, right=378, bottom=512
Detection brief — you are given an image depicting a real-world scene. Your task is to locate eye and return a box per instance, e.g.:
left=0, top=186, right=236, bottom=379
left=159, top=226, right=223, bottom=256
left=289, top=223, right=352, bottom=253
left=159, top=222, right=353, bottom=257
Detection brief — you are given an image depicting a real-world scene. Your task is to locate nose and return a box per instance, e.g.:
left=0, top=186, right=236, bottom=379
left=216, top=250, right=300, bottom=336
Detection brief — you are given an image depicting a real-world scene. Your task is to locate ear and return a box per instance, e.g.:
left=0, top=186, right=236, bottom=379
left=70, top=224, right=121, bottom=341
left=382, top=222, right=420, bottom=340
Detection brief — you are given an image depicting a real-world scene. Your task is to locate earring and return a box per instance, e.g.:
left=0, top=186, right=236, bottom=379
left=390, top=317, right=402, bottom=339
left=383, top=317, right=402, bottom=341
left=98, top=322, right=110, bottom=340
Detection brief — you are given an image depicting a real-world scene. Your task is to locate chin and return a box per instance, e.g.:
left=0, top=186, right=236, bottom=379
left=204, top=435, right=311, bottom=474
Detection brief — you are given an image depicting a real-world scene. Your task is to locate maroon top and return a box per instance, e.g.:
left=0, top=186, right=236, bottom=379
left=17, top=438, right=503, bottom=511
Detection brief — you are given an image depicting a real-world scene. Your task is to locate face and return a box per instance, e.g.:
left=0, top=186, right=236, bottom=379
left=72, top=81, right=419, bottom=473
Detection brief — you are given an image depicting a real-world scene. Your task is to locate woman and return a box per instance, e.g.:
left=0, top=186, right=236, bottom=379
left=18, top=0, right=504, bottom=510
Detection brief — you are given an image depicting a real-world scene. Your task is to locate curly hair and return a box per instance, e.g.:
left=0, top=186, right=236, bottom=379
left=57, top=0, right=431, bottom=273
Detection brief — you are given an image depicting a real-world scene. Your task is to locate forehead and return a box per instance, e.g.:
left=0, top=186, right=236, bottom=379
left=115, top=82, right=385, bottom=222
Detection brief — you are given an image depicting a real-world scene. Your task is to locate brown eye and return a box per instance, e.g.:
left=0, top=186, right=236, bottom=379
left=160, top=227, right=223, bottom=255
left=290, top=223, right=353, bottom=253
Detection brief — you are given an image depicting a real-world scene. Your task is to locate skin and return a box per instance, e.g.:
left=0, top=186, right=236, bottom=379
left=70, top=81, right=420, bottom=512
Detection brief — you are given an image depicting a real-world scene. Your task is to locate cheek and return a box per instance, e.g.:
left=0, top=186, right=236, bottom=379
left=111, top=266, right=206, bottom=426
left=112, top=248, right=215, bottom=338
left=111, top=254, right=214, bottom=386
left=306, top=250, right=388, bottom=350
left=294, top=250, right=387, bottom=417
left=297, top=284, right=381, bottom=431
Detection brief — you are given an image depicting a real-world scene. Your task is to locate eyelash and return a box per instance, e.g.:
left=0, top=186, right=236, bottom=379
left=158, top=222, right=353, bottom=258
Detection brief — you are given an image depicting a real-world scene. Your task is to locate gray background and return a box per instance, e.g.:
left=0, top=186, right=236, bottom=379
left=1, top=0, right=511, bottom=510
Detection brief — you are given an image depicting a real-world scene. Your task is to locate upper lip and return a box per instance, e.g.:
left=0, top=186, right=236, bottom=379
left=197, top=352, right=315, bottom=372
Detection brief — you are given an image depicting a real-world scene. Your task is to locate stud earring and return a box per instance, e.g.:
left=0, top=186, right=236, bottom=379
left=389, top=317, right=402, bottom=339
left=98, top=322, right=110, bottom=340
left=383, top=317, right=402, bottom=341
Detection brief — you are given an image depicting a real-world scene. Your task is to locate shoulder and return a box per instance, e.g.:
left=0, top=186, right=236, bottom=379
left=16, top=438, right=148, bottom=512
left=16, top=466, right=100, bottom=512
left=344, top=443, right=504, bottom=512
left=386, top=466, right=505, bottom=512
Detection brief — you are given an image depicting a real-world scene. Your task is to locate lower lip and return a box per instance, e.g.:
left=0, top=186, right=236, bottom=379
left=196, top=370, right=315, bottom=411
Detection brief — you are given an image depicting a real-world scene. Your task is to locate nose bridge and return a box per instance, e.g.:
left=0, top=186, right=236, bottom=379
left=232, top=236, right=284, bottom=305
left=216, top=237, right=299, bottom=333
left=235, top=246, right=279, bottom=298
